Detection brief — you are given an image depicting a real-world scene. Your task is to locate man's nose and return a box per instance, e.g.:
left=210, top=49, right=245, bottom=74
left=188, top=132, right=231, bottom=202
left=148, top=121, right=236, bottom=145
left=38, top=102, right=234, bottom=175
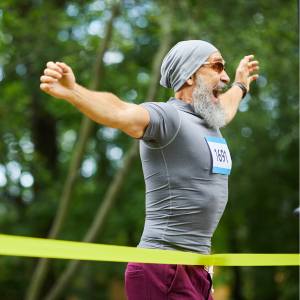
left=221, top=71, right=230, bottom=83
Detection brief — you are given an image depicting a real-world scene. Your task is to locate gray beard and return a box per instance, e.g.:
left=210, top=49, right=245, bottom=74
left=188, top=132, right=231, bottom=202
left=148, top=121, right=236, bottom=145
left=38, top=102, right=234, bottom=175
left=191, top=74, right=228, bottom=130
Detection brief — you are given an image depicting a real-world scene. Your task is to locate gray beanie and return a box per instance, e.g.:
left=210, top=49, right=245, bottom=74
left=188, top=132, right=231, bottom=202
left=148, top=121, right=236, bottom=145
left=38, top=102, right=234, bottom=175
left=160, top=40, right=219, bottom=92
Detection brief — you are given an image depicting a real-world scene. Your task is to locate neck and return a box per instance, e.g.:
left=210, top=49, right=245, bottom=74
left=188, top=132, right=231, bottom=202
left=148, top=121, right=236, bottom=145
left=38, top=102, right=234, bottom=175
left=174, top=90, right=193, bottom=105
left=174, top=83, right=195, bottom=105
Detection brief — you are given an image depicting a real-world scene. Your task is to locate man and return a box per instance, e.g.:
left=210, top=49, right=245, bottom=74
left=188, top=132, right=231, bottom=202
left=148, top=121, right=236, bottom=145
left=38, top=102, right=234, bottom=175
left=40, top=40, right=259, bottom=300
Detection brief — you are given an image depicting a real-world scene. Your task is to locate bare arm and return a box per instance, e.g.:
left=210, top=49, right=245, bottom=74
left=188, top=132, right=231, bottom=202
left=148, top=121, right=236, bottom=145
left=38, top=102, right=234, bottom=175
left=40, top=61, right=150, bottom=138
left=220, top=85, right=244, bottom=124
left=220, top=55, right=259, bottom=124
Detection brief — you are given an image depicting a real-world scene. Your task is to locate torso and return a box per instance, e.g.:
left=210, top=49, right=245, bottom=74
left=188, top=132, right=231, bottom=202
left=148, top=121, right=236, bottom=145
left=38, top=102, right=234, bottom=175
left=138, top=98, right=229, bottom=254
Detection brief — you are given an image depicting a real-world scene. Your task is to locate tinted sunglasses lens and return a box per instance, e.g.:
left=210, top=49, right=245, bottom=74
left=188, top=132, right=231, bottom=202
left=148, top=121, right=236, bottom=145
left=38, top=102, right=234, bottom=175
left=212, top=63, right=224, bottom=73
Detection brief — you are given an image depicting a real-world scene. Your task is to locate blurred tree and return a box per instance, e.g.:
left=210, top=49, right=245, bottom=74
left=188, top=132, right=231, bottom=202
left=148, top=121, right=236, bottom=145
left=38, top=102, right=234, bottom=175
left=25, top=3, right=122, bottom=300
left=0, top=0, right=298, bottom=299
left=42, top=7, right=172, bottom=300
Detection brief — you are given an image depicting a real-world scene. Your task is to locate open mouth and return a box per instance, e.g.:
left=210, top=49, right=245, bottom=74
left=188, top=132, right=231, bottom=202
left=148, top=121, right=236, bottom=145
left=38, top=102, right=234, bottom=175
left=213, top=90, right=219, bottom=100
left=212, top=86, right=225, bottom=101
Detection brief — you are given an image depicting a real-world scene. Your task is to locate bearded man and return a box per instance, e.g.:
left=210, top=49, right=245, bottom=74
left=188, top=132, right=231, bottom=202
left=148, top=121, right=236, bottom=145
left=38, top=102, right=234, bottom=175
left=40, top=40, right=259, bottom=300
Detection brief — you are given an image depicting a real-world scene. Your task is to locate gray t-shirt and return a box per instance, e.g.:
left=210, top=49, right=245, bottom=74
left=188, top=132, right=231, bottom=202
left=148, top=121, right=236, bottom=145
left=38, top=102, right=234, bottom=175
left=137, top=97, right=229, bottom=255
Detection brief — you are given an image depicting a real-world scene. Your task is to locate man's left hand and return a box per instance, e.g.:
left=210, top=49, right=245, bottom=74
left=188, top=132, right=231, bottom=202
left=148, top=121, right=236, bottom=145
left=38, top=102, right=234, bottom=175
left=234, top=55, right=259, bottom=92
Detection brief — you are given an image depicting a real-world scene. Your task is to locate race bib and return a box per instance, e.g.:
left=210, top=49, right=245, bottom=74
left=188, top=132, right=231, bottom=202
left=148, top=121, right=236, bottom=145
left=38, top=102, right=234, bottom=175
left=204, top=136, right=232, bottom=175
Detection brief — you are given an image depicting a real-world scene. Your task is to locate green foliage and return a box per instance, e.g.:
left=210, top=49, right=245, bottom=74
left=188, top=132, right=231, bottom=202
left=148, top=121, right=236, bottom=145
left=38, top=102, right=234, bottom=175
left=0, top=0, right=298, bottom=299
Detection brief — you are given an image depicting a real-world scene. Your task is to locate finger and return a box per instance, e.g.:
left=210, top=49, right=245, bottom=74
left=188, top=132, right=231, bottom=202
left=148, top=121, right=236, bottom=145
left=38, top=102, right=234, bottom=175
left=248, top=61, right=259, bottom=68
left=44, top=68, right=62, bottom=79
left=46, top=61, right=63, bottom=73
left=40, top=75, right=58, bottom=83
left=248, top=74, right=259, bottom=83
left=248, top=66, right=260, bottom=74
left=246, top=54, right=255, bottom=61
left=55, top=62, right=71, bottom=73
left=239, top=55, right=250, bottom=68
left=40, top=83, right=54, bottom=92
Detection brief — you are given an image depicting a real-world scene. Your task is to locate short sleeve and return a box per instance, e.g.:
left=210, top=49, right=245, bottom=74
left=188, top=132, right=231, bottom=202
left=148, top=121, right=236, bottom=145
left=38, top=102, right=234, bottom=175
left=139, top=102, right=181, bottom=148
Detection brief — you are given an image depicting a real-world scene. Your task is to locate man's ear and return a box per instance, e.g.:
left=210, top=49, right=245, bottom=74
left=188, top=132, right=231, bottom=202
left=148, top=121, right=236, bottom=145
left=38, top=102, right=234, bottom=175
left=186, top=75, right=194, bottom=86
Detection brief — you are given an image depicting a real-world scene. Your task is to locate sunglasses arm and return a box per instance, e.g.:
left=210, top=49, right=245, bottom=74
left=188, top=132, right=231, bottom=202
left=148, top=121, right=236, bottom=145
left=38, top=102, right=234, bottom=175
left=202, top=62, right=225, bottom=72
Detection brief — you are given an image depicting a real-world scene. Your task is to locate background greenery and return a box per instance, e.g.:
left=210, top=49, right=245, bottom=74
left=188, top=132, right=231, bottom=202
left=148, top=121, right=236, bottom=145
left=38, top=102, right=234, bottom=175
left=0, top=0, right=298, bottom=299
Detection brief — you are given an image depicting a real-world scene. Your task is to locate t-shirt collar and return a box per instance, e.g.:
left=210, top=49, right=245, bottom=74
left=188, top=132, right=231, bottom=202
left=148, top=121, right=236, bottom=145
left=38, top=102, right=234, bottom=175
left=167, top=97, right=200, bottom=117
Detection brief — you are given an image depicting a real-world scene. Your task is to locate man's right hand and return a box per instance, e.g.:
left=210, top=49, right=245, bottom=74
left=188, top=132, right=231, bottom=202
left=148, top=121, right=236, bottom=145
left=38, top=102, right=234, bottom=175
left=40, top=61, right=76, bottom=100
left=39, top=61, right=150, bottom=138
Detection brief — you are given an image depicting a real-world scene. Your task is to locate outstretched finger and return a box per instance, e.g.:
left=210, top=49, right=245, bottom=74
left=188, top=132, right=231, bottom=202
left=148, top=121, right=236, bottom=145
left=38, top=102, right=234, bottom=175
left=248, top=66, right=259, bottom=74
left=247, top=54, right=255, bottom=61
left=248, top=74, right=259, bottom=83
left=239, top=55, right=251, bottom=68
left=248, top=60, right=259, bottom=68
left=56, top=62, right=71, bottom=74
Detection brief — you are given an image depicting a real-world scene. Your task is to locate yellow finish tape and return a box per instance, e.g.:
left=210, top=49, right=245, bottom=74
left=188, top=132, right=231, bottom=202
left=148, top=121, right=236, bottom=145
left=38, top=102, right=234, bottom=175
left=0, top=234, right=299, bottom=266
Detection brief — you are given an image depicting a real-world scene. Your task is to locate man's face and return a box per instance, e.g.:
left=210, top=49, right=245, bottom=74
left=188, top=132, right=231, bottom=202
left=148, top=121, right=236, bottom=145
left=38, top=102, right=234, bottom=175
left=196, top=51, right=230, bottom=104
left=189, top=52, right=230, bottom=130
left=192, top=73, right=228, bottom=130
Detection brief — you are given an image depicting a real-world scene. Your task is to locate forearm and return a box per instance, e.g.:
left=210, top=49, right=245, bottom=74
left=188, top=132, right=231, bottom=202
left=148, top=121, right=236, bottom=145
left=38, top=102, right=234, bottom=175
left=219, top=55, right=259, bottom=125
left=66, top=83, right=127, bottom=128
left=40, top=61, right=150, bottom=137
left=220, top=85, right=243, bottom=124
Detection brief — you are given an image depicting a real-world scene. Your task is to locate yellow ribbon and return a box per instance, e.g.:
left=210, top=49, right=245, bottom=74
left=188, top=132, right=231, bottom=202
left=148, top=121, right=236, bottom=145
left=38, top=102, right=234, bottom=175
left=0, top=234, right=298, bottom=266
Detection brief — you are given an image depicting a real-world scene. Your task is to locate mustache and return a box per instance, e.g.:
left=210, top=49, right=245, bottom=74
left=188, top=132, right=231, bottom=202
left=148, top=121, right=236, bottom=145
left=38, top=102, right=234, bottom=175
left=212, top=81, right=228, bottom=94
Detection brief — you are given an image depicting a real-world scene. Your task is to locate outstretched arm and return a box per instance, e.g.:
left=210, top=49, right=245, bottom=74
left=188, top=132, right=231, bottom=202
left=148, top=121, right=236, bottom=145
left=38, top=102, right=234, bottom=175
left=40, top=62, right=150, bottom=138
left=220, top=55, right=259, bottom=124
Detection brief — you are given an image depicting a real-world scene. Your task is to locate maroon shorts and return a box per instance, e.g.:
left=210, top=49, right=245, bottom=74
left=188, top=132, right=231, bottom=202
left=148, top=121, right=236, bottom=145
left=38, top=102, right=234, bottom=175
left=125, top=263, right=214, bottom=300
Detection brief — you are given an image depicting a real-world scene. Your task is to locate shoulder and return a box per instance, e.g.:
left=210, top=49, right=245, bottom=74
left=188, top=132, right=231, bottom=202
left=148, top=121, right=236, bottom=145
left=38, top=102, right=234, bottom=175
left=140, top=101, right=177, bottom=111
left=139, top=102, right=181, bottom=146
left=140, top=102, right=179, bottom=120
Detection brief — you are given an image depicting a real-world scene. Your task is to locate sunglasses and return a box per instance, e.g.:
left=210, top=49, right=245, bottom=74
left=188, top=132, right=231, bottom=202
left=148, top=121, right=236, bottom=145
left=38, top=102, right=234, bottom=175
left=202, top=62, right=226, bottom=74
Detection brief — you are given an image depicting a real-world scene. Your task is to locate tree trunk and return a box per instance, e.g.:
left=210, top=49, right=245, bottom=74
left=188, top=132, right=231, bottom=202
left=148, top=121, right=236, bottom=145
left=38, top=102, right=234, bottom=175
left=24, top=5, right=121, bottom=300
left=42, top=18, right=172, bottom=300
left=230, top=229, right=243, bottom=300
left=31, top=93, right=58, bottom=174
